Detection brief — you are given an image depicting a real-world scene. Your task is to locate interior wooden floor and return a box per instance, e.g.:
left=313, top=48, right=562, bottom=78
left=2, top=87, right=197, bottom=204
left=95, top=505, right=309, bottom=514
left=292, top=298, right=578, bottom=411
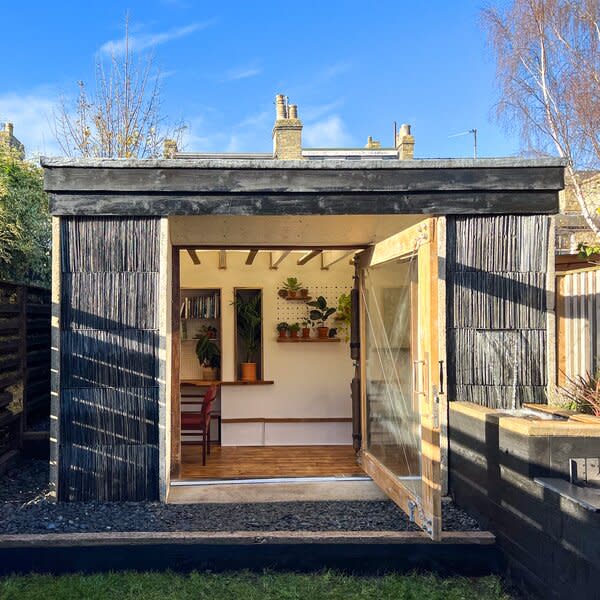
left=179, top=444, right=364, bottom=480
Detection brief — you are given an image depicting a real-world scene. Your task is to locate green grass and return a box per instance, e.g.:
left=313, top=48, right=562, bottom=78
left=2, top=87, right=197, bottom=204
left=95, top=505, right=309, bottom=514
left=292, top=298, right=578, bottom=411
left=0, top=571, right=512, bottom=600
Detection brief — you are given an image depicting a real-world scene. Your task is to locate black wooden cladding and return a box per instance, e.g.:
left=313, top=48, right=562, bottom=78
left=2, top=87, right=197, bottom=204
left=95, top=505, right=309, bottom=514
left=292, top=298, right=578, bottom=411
left=446, top=215, right=550, bottom=407
left=59, top=217, right=160, bottom=501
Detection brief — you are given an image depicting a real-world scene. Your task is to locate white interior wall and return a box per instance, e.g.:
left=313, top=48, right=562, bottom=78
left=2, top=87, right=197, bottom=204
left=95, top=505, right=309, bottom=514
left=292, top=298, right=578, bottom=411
left=179, top=249, right=355, bottom=446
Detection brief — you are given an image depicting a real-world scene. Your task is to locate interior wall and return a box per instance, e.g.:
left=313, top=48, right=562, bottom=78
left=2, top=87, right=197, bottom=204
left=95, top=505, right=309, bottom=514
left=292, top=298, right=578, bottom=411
left=179, top=248, right=355, bottom=446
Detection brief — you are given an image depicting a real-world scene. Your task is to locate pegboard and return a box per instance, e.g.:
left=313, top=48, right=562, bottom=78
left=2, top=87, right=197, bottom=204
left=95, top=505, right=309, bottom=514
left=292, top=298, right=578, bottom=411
left=275, top=284, right=349, bottom=325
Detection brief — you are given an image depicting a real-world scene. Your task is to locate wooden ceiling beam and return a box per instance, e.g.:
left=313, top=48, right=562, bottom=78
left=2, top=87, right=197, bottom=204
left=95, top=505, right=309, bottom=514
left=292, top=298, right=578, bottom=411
left=187, top=249, right=201, bottom=265
left=297, top=250, right=322, bottom=266
left=321, top=250, right=356, bottom=270
left=218, top=250, right=227, bottom=270
left=270, top=250, right=291, bottom=270
left=246, top=249, right=259, bottom=265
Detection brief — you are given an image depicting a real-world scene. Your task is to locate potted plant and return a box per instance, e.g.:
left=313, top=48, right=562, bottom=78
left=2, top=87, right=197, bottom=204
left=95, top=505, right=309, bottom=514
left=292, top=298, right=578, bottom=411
left=195, top=333, right=221, bottom=380
left=301, top=319, right=312, bottom=338
left=300, top=287, right=309, bottom=299
left=336, top=292, right=352, bottom=341
left=232, top=294, right=262, bottom=381
left=276, top=322, right=289, bottom=338
left=281, top=277, right=302, bottom=299
left=307, top=296, right=336, bottom=338
left=289, top=322, right=300, bottom=338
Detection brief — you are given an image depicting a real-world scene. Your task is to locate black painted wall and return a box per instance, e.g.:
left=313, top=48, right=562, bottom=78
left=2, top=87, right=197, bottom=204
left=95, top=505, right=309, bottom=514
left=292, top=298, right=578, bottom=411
left=58, top=217, right=160, bottom=501
left=446, top=215, right=550, bottom=407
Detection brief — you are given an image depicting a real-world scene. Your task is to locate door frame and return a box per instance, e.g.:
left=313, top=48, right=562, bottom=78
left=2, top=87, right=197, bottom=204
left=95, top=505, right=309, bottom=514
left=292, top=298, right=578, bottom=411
left=357, top=217, right=442, bottom=540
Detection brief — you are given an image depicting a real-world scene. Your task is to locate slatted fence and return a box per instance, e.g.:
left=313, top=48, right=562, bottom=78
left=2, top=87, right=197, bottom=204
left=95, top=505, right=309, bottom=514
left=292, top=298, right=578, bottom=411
left=556, top=262, right=600, bottom=384
left=0, top=281, right=50, bottom=472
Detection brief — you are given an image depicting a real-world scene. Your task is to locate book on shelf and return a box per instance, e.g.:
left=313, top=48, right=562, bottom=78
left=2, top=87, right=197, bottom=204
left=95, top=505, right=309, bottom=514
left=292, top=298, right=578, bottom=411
left=180, top=292, right=220, bottom=319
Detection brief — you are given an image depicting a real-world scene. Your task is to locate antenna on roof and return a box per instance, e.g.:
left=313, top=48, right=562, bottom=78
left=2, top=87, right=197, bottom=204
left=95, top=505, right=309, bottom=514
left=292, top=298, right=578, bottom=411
left=449, top=128, right=478, bottom=159
left=393, top=121, right=397, bottom=147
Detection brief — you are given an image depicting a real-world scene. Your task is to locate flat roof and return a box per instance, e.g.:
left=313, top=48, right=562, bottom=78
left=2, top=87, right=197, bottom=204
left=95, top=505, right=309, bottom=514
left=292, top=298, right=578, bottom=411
left=41, top=156, right=567, bottom=170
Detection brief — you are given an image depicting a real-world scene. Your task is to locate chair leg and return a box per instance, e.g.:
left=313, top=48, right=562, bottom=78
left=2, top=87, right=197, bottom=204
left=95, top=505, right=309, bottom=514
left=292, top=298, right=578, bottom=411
left=207, top=423, right=211, bottom=455
left=202, top=432, right=206, bottom=466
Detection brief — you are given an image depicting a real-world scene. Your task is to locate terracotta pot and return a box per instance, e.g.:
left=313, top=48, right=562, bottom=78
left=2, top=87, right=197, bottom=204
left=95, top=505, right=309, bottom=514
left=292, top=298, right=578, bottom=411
left=317, top=326, right=329, bottom=338
left=203, top=367, right=218, bottom=381
left=301, top=327, right=311, bottom=338
left=290, top=330, right=299, bottom=338
left=240, top=362, right=257, bottom=381
left=300, top=289, right=309, bottom=298
left=287, top=290, right=297, bottom=299
left=278, top=329, right=288, bottom=338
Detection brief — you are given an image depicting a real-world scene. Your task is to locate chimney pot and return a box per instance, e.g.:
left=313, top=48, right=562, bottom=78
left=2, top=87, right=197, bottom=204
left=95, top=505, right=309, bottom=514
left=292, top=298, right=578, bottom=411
left=275, top=94, right=287, bottom=120
left=5, top=122, right=13, bottom=136
left=396, top=123, right=415, bottom=160
left=288, top=104, right=298, bottom=119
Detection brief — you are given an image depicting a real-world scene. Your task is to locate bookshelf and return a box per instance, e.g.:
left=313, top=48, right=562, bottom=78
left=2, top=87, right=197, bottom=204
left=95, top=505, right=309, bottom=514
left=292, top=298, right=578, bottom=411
left=180, top=288, right=221, bottom=381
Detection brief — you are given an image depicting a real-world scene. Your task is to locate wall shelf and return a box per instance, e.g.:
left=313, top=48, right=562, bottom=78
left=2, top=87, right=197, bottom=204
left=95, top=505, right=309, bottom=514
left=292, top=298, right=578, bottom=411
left=181, top=379, right=275, bottom=386
left=284, top=296, right=311, bottom=302
left=276, top=337, right=341, bottom=343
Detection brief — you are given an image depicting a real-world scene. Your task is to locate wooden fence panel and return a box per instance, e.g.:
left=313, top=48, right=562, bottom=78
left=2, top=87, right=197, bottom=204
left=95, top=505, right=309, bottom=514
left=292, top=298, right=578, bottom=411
left=0, top=281, right=50, bottom=473
left=556, top=267, right=600, bottom=384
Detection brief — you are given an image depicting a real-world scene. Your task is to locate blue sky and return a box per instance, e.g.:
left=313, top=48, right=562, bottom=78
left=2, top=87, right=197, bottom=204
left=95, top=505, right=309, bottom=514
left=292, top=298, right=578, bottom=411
left=0, top=0, right=520, bottom=158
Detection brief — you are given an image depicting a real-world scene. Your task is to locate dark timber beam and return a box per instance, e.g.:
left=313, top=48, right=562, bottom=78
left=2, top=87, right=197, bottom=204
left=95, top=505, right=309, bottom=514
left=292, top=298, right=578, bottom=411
left=47, top=191, right=560, bottom=216
left=297, top=250, right=322, bottom=265
left=245, top=249, right=259, bottom=265
left=43, top=162, right=565, bottom=194
left=187, top=250, right=201, bottom=265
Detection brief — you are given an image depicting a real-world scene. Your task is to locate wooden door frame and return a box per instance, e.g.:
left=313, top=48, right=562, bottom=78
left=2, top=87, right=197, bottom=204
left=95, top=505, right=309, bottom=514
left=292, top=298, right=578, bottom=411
left=357, top=217, right=442, bottom=540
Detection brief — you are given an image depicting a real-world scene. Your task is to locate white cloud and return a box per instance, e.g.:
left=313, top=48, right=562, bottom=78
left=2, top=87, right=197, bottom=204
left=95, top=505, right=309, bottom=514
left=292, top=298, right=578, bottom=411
left=99, top=20, right=214, bottom=56
left=223, top=65, right=262, bottom=82
left=303, top=115, right=353, bottom=147
left=0, top=90, right=60, bottom=157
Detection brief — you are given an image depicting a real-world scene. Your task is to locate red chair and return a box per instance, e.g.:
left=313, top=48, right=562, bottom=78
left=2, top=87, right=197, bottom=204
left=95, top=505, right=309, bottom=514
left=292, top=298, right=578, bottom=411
left=181, top=385, right=218, bottom=466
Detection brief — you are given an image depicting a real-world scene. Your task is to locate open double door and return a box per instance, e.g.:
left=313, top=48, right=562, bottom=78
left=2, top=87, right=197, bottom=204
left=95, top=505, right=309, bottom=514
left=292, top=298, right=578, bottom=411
left=356, top=217, right=442, bottom=540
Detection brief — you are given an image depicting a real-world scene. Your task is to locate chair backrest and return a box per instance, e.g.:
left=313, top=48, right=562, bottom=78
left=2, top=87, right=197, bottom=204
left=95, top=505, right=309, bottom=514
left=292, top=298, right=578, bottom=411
left=200, top=385, right=218, bottom=428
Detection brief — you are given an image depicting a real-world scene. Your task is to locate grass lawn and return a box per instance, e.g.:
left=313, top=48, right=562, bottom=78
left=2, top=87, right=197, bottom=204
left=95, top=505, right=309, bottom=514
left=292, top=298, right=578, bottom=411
left=0, top=571, right=512, bottom=600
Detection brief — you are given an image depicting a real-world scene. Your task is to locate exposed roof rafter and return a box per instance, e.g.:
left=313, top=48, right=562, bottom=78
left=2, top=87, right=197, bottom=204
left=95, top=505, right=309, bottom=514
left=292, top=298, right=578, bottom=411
left=246, top=249, right=259, bottom=265
left=297, top=250, right=322, bottom=266
left=270, top=250, right=291, bottom=270
left=321, top=250, right=356, bottom=270
left=218, top=250, right=227, bottom=270
left=187, top=249, right=201, bottom=265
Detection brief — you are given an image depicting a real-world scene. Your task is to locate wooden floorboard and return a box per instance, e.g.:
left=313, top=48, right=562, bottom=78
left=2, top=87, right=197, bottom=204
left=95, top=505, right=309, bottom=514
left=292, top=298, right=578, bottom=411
left=179, top=445, right=364, bottom=480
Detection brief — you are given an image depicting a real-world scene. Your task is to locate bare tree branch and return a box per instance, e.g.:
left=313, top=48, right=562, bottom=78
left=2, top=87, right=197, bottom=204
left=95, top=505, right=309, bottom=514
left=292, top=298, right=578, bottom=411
left=53, top=14, right=185, bottom=159
left=483, top=0, right=600, bottom=238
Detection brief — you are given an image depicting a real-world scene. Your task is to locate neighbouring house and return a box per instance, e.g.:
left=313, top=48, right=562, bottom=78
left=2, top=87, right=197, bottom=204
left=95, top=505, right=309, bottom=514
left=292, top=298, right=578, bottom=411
left=0, top=122, right=25, bottom=157
left=42, top=94, right=573, bottom=548
left=556, top=170, right=600, bottom=253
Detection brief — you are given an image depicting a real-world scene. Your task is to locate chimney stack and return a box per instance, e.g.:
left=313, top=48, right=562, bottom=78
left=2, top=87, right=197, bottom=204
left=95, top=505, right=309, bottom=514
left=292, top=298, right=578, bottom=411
left=163, top=138, right=178, bottom=158
left=272, top=94, right=303, bottom=160
left=396, top=123, right=415, bottom=160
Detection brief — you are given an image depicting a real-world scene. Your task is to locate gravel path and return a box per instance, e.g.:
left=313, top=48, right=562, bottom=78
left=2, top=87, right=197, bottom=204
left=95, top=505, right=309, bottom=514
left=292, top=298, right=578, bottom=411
left=0, top=459, right=480, bottom=535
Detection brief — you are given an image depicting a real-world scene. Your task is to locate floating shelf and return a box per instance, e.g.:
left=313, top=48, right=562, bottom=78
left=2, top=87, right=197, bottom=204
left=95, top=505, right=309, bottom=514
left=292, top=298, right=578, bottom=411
left=181, top=379, right=275, bottom=386
left=283, top=296, right=312, bottom=302
left=277, top=337, right=341, bottom=343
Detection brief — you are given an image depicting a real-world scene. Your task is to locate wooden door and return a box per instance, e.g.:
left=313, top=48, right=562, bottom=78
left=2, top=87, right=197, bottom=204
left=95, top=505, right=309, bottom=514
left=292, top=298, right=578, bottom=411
left=358, top=218, right=442, bottom=540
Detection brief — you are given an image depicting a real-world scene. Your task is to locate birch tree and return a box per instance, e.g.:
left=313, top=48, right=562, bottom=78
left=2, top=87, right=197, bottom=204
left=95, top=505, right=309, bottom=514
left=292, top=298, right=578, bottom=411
left=483, top=0, right=600, bottom=238
left=54, top=18, right=184, bottom=159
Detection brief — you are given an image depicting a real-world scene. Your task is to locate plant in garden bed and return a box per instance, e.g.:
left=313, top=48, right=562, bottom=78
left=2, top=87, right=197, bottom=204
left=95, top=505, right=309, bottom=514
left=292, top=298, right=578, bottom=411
left=276, top=322, right=289, bottom=338
left=289, top=322, right=300, bottom=338
left=281, top=277, right=302, bottom=298
left=307, top=296, right=336, bottom=338
left=558, top=371, right=600, bottom=416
